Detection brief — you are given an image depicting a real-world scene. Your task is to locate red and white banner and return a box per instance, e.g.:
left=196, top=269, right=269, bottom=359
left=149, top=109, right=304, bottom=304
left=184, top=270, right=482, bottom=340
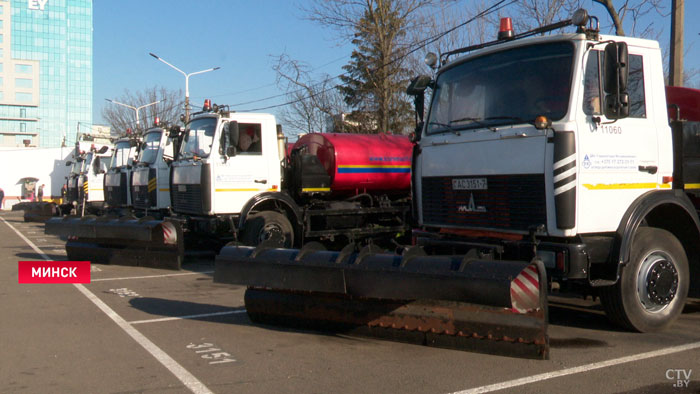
left=18, top=261, right=91, bottom=284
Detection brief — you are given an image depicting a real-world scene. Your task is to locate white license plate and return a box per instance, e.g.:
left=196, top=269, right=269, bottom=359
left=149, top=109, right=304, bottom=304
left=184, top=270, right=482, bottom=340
left=452, top=178, right=487, bottom=190
left=178, top=184, right=187, bottom=192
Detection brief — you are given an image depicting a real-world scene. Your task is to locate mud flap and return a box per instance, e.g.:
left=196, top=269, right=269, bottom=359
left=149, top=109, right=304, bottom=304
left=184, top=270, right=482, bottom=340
left=45, top=216, right=184, bottom=270
left=215, top=244, right=549, bottom=359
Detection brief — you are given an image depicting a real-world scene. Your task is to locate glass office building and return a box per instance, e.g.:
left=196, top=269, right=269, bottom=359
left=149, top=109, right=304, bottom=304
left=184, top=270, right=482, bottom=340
left=0, top=0, right=92, bottom=147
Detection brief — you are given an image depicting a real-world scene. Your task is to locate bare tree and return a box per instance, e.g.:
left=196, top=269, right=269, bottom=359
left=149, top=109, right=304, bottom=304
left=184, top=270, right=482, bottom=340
left=102, top=86, right=184, bottom=134
left=273, top=54, right=347, bottom=135
left=592, top=0, right=666, bottom=37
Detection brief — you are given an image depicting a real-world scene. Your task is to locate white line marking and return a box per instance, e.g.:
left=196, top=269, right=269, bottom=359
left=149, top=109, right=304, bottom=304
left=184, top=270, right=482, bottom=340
left=1, top=217, right=214, bottom=394
left=453, top=341, right=700, bottom=394
left=91, top=271, right=214, bottom=282
left=130, top=310, right=247, bottom=325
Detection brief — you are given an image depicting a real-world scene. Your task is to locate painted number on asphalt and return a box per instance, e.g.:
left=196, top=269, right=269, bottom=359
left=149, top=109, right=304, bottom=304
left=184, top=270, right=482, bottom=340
left=108, top=288, right=140, bottom=298
left=187, top=342, right=236, bottom=364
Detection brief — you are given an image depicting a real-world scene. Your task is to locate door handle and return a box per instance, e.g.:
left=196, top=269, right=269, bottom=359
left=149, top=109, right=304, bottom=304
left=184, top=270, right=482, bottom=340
left=638, top=165, right=658, bottom=174
left=254, top=179, right=267, bottom=184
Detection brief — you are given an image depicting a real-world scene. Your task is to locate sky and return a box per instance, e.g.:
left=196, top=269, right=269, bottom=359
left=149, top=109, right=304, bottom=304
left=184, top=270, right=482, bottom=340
left=93, top=1, right=700, bottom=133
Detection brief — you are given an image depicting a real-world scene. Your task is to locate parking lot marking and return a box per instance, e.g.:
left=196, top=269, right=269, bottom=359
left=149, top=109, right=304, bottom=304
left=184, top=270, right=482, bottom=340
left=454, top=341, right=700, bottom=394
left=91, top=271, right=214, bottom=282
left=129, top=310, right=247, bottom=325
left=108, top=288, right=141, bottom=298
left=2, top=217, right=215, bottom=394
left=187, top=342, right=236, bottom=365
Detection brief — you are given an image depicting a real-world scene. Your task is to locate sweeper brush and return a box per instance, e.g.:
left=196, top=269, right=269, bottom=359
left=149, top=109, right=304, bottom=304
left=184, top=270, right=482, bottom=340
left=214, top=242, right=549, bottom=359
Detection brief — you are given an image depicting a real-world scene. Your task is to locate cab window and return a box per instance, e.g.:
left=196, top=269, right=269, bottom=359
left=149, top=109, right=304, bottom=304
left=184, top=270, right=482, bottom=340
left=582, top=50, right=646, bottom=118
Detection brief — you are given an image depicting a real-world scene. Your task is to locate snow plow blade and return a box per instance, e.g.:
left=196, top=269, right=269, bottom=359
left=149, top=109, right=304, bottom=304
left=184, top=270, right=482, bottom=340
left=21, top=202, right=59, bottom=222
left=44, top=216, right=184, bottom=270
left=214, top=244, right=549, bottom=359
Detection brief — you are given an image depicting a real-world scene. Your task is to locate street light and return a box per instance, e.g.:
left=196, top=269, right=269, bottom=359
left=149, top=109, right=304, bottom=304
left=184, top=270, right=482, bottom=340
left=105, top=98, right=163, bottom=130
left=149, top=52, right=220, bottom=121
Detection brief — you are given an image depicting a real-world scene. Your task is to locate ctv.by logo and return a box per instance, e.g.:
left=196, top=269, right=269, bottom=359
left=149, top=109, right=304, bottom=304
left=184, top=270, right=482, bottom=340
left=666, top=369, right=692, bottom=388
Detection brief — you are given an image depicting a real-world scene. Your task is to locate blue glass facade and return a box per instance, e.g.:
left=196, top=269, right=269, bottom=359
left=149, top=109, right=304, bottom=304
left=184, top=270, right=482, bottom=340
left=0, top=0, right=92, bottom=147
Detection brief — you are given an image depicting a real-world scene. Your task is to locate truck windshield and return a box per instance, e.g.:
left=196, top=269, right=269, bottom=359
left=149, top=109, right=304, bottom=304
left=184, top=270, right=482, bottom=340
left=426, top=42, right=574, bottom=134
left=110, top=141, right=132, bottom=169
left=180, top=117, right=217, bottom=158
left=83, top=152, right=93, bottom=171
left=71, top=161, right=81, bottom=174
left=139, top=131, right=162, bottom=164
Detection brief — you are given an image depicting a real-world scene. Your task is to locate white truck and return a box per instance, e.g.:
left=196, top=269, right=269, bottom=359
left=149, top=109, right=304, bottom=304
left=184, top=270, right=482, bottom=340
left=103, top=132, right=140, bottom=212
left=75, top=145, right=111, bottom=215
left=213, top=9, right=700, bottom=359
left=130, top=123, right=180, bottom=218
left=48, top=101, right=412, bottom=270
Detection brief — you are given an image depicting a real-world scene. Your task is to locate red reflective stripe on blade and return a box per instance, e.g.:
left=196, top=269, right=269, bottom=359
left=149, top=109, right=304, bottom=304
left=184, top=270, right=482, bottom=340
left=510, top=264, right=540, bottom=313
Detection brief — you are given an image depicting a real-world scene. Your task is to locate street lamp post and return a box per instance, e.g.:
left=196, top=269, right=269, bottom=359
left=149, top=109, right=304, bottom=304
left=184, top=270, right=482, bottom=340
left=149, top=52, right=220, bottom=121
left=105, top=98, right=163, bottom=130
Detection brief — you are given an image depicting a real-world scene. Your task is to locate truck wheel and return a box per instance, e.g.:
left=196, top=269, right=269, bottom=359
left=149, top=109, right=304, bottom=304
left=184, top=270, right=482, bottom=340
left=600, top=227, right=689, bottom=332
left=240, top=211, right=294, bottom=248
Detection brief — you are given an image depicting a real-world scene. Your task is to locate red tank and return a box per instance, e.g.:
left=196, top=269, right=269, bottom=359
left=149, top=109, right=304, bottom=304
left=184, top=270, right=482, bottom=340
left=666, top=86, right=700, bottom=122
left=292, top=132, right=412, bottom=195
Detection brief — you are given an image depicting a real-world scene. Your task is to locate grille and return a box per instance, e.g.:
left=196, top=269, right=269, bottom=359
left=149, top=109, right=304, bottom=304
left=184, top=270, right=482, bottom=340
left=172, top=184, right=203, bottom=214
left=132, top=185, right=151, bottom=210
left=421, top=174, right=546, bottom=232
left=132, top=169, right=157, bottom=210
left=105, top=185, right=127, bottom=207
left=67, top=186, right=78, bottom=201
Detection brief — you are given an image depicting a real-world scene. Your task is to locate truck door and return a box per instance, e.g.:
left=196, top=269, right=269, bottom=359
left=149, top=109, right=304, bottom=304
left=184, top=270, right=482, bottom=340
left=577, top=49, right=659, bottom=232
left=213, top=122, right=270, bottom=214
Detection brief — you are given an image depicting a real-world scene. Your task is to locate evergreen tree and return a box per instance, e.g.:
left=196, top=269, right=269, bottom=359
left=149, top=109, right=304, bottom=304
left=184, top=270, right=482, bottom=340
left=336, top=1, right=415, bottom=134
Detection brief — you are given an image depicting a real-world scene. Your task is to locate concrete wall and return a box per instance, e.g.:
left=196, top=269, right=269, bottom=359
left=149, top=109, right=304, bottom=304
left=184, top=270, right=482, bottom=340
left=0, top=146, right=72, bottom=209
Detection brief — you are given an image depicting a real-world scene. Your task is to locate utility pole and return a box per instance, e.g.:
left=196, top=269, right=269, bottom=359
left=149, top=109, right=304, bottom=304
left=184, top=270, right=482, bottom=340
left=669, top=0, right=684, bottom=86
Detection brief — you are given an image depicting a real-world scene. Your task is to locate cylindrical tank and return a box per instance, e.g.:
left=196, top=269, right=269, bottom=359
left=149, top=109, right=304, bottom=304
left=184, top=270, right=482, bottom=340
left=292, top=133, right=412, bottom=195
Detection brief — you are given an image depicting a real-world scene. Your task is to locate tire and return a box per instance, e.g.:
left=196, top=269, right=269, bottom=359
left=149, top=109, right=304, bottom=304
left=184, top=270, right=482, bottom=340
left=240, top=211, right=294, bottom=248
left=600, top=227, right=689, bottom=332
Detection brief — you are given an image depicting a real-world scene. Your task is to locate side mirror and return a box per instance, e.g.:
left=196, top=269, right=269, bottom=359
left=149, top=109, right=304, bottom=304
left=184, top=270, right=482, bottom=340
left=406, top=75, right=432, bottom=96
left=407, top=76, right=431, bottom=130
left=168, top=125, right=182, bottom=138
left=221, top=121, right=240, bottom=157
left=603, top=41, right=629, bottom=119
left=97, top=145, right=109, bottom=154
left=129, top=139, right=139, bottom=147
left=65, top=161, right=73, bottom=166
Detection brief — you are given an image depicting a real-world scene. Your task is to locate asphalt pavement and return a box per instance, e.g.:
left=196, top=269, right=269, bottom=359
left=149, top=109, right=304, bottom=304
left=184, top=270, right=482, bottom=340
left=1, top=210, right=699, bottom=394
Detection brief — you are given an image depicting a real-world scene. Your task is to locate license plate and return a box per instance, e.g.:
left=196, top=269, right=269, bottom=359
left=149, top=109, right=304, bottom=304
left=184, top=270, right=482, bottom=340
left=452, top=178, right=487, bottom=190
left=178, top=184, right=187, bottom=192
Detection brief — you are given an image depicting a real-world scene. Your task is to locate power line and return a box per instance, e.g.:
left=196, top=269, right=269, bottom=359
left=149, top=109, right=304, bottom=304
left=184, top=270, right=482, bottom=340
left=239, top=0, right=514, bottom=112
left=193, top=54, right=349, bottom=100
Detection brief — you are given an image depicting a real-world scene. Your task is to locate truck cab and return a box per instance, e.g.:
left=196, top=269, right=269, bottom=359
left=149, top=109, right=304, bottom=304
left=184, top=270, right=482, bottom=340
left=170, top=105, right=282, bottom=233
left=131, top=124, right=178, bottom=217
left=410, top=11, right=699, bottom=333
left=104, top=134, right=139, bottom=211
left=76, top=145, right=111, bottom=214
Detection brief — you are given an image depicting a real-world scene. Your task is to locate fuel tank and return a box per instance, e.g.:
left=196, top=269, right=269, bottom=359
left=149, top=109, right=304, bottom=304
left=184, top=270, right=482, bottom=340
left=292, top=133, right=412, bottom=195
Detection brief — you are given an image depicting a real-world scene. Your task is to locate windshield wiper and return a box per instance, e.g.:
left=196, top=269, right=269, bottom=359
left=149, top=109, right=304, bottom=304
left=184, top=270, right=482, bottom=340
left=428, top=121, right=461, bottom=135
left=450, top=117, right=497, bottom=132
left=482, top=115, right=532, bottom=127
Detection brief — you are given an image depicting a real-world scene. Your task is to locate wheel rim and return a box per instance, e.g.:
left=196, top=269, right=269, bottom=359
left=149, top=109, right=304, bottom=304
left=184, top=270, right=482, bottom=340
left=636, top=250, right=679, bottom=313
left=258, top=223, right=287, bottom=244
